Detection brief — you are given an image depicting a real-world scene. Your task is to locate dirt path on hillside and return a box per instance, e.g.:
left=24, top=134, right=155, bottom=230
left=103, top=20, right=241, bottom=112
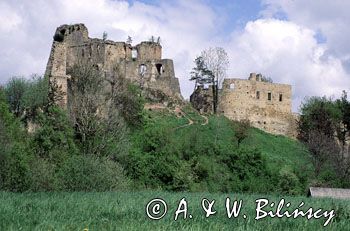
left=201, top=115, right=209, bottom=126
left=174, top=107, right=194, bottom=129
left=145, top=103, right=206, bottom=129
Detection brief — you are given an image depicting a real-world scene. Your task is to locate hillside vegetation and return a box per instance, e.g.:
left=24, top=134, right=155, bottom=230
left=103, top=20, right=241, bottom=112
left=0, top=73, right=313, bottom=195
left=126, top=105, right=312, bottom=195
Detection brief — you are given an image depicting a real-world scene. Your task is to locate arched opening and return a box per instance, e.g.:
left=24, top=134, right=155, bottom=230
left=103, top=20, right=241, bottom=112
left=155, top=63, right=163, bottom=75
left=139, top=64, right=147, bottom=77
left=132, top=49, right=138, bottom=59
left=229, top=83, right=235, bottom=90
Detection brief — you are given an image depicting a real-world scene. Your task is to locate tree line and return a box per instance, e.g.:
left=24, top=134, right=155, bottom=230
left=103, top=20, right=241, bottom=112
left=298, top=92, right=350, bottom=187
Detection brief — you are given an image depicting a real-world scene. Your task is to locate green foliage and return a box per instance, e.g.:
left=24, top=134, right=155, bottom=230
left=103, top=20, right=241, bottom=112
left=4, top=77, right=28, bottom=117
left=0, top=91, right=32, bottom=192
left=125, top=110, right=307, bottom=195
left=0, top=143, right=32, bottom=192
left=68, top=61, right=130, bottom=158
left=298, top=94, right=350, bottom=187
left=298, top=96, right=342, bottom=141
left=115, top=83, right=145, bottom=128
left=31, top=106, right=78, bottom=163
left=4, top=75, right=49, bottom=120
left=190, top=56, right=214, bottom=86
left=233, top=119, right=250, bottom=147
left=22, top=75, right=49, bottom=117
left=57, top=155, right=130, bottom=191
left=277, top=168, right=302, bottom=195
left=28, top=158, right=60, bottom=191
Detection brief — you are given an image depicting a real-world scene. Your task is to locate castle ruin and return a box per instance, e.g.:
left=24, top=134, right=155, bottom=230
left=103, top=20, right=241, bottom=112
left=45, top=24, right=182, bottom=108
left=191, top=73, right=298, bottom=137
left=46, top=24, right=297, bottom=138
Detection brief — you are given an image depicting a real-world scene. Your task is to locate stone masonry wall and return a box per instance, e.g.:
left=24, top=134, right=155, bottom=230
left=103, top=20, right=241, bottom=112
left=218, top=73, right=297, bottom=137
left=45, top=24, right=182, bottom=108
left=190, top=73, right=298, bottom=137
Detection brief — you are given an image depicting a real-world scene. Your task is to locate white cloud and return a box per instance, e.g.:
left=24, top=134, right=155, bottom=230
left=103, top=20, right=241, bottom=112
left=0, top=0, right=219, bottom=98
left=262, top=0, right=350, bottom=68
left=226, top=19, right=350, bottom=111
left=0, top=2, right=22, bottom=32
left=0, top=0, right=349, bottom=112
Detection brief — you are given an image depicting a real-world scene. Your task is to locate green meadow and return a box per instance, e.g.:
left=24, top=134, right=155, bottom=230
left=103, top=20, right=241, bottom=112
left=0, top=191, right=349, bottom=231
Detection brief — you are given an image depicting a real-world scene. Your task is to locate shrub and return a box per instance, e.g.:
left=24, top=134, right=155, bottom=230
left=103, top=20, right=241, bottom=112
left=31, top=106, right=78, bottom=164
left=58, top=155, right=130, bottom=191
left=28, top=158, right=60, bottom=191
left=277, top=168, right=302, bottom=195
left=0, top=92, right=32, bottom=192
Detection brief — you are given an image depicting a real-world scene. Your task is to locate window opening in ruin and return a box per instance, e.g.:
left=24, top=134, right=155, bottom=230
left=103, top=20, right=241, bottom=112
left=156, top=64, right=163, bottom=75
left=132, top=49, right=138, bottom=59
left=279, top=93, right=283, bottom=102
left=268, top=92, right=272, bottom=101
left=256, top=91, right=260, bottom=99
left=139, top=64, right=147, bottom=77
left=81, top=49, right=84, bottom=57
left=89, top=46, right=92, bottom=57
left=229, top=83, right=235, bottom=90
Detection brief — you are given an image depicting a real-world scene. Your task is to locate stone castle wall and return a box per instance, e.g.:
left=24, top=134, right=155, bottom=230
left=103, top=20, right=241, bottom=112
left=191, top=73, right=298, bottom=137
left=45, top=24, right=182, bottom=107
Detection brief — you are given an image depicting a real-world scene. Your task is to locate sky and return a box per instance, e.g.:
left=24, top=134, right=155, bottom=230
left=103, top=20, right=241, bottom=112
left=0, top=0, right=350, bottom=112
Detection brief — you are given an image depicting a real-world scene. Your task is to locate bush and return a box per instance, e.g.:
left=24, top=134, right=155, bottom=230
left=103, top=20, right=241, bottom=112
left=31, top=106, right=78, bottom=164
left=58, top=155, right=130, bottom=191
left=0, top=143, right=32, bottom=192
left=4, top=75, right=49, bottom=120
left=28, top=158, right=60, bottom=191
left=0, top=92, right=32, bottom=192
left=4, top=77, right=28, bottom=117
left=277, top=168, right=302, bottom=195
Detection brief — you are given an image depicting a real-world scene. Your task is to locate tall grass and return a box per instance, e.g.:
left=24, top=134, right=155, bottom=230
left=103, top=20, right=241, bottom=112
left=0, top=191, right=349, bottom=230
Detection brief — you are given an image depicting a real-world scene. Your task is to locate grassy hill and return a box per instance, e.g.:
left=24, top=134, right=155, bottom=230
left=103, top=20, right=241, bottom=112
left=125, top=104, right=313, bottom=195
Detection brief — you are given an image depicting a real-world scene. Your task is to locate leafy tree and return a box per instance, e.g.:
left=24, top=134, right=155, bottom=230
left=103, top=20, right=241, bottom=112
left=190, top=56, right=214, bottom=90
left=233, top=120, right=251, bottom=147
left=5, top=75, right=50, bottom=121
left=114, top=83, right=145, bottom=128
left=201, top=47, right=229, bottom=114
left=4, top=77, right=27, bottom=117
left=0, top=88, right=32, bottom=192
left=190, top=56, right=215, bottom=113
left=298, top=96, right=341, bottom=142
left=306, top=129, right=339, bottom=177
left=31, top=106, right=78, bottom=164
left=298, top=94, right=350, bottom=184
left=68, top=60, right=129, bottom=158
left=22, top=75, right=49, bottom=119
left=190, top=47, right=229, bottom=114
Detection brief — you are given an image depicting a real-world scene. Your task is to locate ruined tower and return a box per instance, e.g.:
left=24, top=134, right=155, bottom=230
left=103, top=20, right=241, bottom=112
left=45, top=24, right=182, bottom=107
left=190, top=73, right=298, bottom=137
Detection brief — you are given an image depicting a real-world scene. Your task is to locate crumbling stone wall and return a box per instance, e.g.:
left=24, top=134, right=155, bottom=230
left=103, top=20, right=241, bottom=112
left=190, top=73, right=298, bottom=137
left=45, top=24, right=182, bottom=107
left=190, top=86, right=213, bottom=113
